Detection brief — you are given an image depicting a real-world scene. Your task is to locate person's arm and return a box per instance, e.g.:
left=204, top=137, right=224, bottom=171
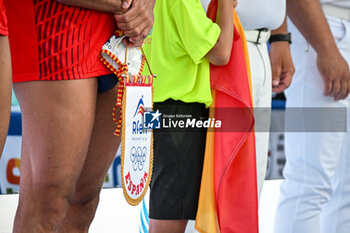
left=0, top=36, right=12, bottom=158
left=56, top=0, right=130, bottom=14
left=287, top=0, right=350, bottom=100
left=205, top=0, right=235, bottom=65
left=269, top=18, right=295, bottom=93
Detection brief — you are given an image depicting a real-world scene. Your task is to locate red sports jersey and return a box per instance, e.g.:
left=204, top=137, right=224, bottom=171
left=0, top=0, right=8, bottom=36
left=4, top=0, right=116, bottom=82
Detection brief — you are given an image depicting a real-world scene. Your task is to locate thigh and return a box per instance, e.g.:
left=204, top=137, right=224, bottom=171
left=285, top=20, right=349, bottom=183
left=70, top=84, right=121, bottom=202
left=320, top=17, right=350, bottom=233
left=320, top=127, right=350, bottom=233
left=247, top=42, right=271, bottom=199
left=285, top=19, right=349, bottom=181
left=14, top=79, right=97, bottom=198
left=287, top=17, right=350, bottom=107
left=247, top=42, right=272, bottom=108
left=0, top=36, right=12, bottom=156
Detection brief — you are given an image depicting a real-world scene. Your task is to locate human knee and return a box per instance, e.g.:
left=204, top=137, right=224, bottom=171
left=281, top=179, right=332, bottom=209
left=16, top=185, right=73, bottom=232
left=33, top=180, right=75, bottom=214
left=70, top=184, right=101, bottom=208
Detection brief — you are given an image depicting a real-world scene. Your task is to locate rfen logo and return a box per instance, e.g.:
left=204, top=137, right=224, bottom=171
left=133, top=97, right=145, bottom=117
left=132, top=96, right=146, bottom=135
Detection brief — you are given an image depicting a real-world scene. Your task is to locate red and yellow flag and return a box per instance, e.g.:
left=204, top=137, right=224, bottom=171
left=195, top=1, right=259, bottom=233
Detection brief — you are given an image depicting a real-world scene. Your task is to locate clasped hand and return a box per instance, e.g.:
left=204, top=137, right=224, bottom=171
left=115, top=0, right=155, bottom=47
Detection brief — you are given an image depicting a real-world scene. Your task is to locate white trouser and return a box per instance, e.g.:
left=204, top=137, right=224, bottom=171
left=275, top=16, right=350, bottom=233
left=246, top=37, right=272, bottom=202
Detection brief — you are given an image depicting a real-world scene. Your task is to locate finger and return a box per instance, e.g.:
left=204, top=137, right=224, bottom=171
left=123, top=37, right=144, bottom=48
left=273, top=70, right=293, bottom=93
left=117, top=20, right=142, bottom=31
left=122, top=37, right=131, bottom=46
left=332, top=79, right=341, bottom=99
left=324, top=78, right=333, bottom=96
left=127, top=38, right=145, bottom=47
left=129, top=26, right=150, bottom=43
left=336, top=78, right=349, bottom=100
left=272, top=86, right=283, bottom=93
left=128, top=36, right=146, bottom=45
left=122, top=20, right=149, bottom=38
left=117, top=16, right=144, bottom=31
left=122, top=28, right=144, bottom=38
left=272, top=76, right=287, bottom=93
left=122, top=0, right=132, bottom=9
left=114, top=6, right=139, bottom=23
left=271, top=62, right=282, bottom=88
left=233, top=0, right=238, bottom=8
left=123, top=38, right=136, bottom=47
left=283, top=69, right=294, bottom=88
left=348, top=77, right=350, bottom=98
left=336, top=75, right=350, bottom=100
left=129, top=40, right=143, bottom=47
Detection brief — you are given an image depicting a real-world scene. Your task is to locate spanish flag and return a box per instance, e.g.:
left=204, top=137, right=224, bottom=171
left=195, top=1, right=259, bottom=233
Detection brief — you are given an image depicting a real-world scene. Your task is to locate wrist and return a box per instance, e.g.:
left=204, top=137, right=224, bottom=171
left=271, top=29, right=288, bottom=35
left=218, top=0, right=234, bottom=7
left=316, top=42, right=340, bottom=58
left=269, top=33, right=292, bottom=44
left=317, top=48, right=342, bottom=60
left=270, top=41, right=291, bottom=47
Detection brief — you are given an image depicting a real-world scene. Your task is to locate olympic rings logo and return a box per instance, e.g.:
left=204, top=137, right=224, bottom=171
left=130, top=146, right=147, bottom=171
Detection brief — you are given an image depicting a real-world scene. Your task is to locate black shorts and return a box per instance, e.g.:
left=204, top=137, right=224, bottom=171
left=149, top=99, right=209, bottom=220
left=97, top=74, right=119, bottom=93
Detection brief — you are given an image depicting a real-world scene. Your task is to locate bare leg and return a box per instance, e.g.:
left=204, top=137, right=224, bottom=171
left=12, top=79, right=97, bottom=233
left=149, top=219, right=188, bottom=233
left=56, top=85, right=121, bottom=233
left=0, top=36, right=12, bottom=157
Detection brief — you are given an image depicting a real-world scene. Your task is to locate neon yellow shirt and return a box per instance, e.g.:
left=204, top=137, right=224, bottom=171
left=142, top=0, right=221, bottom=107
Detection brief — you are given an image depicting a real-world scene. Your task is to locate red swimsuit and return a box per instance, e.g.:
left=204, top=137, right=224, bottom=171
left=4, top=0, right=116, bottom=82
left=0, top=0, right=8, bottom=36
